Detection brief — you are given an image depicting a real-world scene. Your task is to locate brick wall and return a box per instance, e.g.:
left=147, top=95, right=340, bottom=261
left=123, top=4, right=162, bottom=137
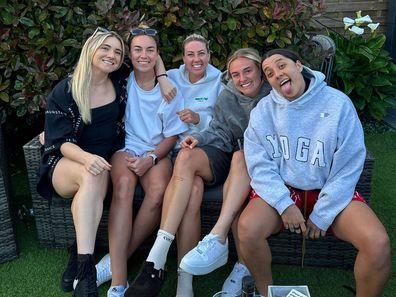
left=314, top=0, right=390, bottom=34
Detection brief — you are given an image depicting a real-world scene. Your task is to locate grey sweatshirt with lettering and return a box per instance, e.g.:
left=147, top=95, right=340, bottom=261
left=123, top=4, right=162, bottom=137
left=244, top=67, right=366, bottom=231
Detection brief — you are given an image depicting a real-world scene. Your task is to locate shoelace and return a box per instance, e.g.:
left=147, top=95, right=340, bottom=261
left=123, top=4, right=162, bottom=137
left=97, top=263, right=110, bottom=282
left=196, top=236, right=216, bottom=254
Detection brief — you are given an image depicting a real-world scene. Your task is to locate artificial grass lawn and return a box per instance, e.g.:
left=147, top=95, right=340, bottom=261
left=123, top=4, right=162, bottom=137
left=0, top=132, right=395, bottom=297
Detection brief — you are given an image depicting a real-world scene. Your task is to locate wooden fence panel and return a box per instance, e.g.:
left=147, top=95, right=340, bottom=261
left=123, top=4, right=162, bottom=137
left=314, top=0, right=389, bottom=34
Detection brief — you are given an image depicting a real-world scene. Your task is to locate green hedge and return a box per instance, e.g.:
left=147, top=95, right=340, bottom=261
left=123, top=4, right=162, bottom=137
left=0, top=0, right=323, bottom=123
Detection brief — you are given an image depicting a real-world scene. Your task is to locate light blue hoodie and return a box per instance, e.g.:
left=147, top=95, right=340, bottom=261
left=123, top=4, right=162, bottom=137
left=168, top=64, right=223, bottom=148
left=244, top=67, right=366, bottom=231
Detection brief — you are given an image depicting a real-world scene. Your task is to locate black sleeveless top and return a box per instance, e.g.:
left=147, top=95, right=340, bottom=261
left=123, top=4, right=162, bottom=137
left=79, top=99, right=119, bottom=161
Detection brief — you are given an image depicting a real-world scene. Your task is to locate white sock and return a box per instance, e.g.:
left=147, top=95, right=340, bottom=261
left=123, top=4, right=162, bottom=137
left=146, top=229, right=174, bottom=270
left=176, top=268, right=194, bottom=297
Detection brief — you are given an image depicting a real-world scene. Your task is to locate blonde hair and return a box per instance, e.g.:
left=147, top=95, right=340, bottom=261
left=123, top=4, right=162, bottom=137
left=182, top=33, right=210, bottom=55
left=71, top=29, right=125, bottom=124
left=226, top=48, right=262, bottom=80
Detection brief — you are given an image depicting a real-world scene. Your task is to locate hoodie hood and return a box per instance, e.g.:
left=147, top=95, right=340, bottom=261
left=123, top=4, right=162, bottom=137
left=270, top=66, right=326, bottom=108
left=221, top=71, right=271, bottom=106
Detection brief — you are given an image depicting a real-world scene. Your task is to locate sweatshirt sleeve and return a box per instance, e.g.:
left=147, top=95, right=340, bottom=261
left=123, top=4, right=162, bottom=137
left=244, top=107, right=295, bottom=215
left=43, top=80, right=78, bottom=155
left=194, top=112, right=212, bottom=132
left=309, top=102, right=366, bottom=231
left=192, top=90, right=235, bottom=152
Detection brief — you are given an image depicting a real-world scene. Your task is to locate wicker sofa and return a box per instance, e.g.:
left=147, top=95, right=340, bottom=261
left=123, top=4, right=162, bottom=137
left=22, top=34, right=375, bottom=268
left=23, top=136, right=374, bottom=268
left=0, top=128, right=18, bottom=263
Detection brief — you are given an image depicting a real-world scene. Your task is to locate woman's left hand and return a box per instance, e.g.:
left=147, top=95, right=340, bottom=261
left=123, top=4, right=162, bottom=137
left=177, top=109, right=200, bottom=124
left=158, top=76, right=177, bottom=102
left=304, top=219, right=326, bottom=239
left=126, top=156, right=152, bottom=176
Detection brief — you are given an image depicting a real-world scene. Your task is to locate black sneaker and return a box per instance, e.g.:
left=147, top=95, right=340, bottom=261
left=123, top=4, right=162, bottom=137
left=124, top=261, right=166, bottom=297
left=61, top=240, right=77, bottom=292
left=73, top=254, right=98, bottom=297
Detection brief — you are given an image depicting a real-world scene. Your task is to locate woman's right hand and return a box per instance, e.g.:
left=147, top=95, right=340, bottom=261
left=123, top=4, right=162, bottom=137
left=180, top=135, right=198, bottom=149
left=83, top=153, right=111, bottom=175
left=281, top=204, right=306, bottom=234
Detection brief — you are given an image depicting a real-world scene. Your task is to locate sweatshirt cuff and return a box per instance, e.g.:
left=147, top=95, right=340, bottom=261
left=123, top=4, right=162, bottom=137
left=192, top=133, right=204, bottom=146
left=194, top=114, right=209, bottom=131
left=273, top=195, right=295, bottom=216
left=309, top=212, right=331, bottom=231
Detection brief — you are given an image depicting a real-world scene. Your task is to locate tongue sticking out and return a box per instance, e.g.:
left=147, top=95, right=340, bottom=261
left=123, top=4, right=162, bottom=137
left=281, top=80, right=292, bottom=94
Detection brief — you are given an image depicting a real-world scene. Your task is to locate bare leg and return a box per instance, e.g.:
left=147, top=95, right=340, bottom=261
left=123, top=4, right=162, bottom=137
left=160, top=148, right=213, bottom=234
left=212, top=151, right=251, bottom=243
left=332, top=201, right=391, bottom=297
left=108, top=152, right=138, bottom=287
left=176, top=176, right=204, bottom=263
left=52, top=157, right=109, bottom=254
left=238, top=198, right=282, bottom=296
left=127, top=157, right=173, bottom=256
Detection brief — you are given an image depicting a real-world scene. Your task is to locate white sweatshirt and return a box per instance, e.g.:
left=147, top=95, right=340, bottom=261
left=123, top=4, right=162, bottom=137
left=167, top=64, right=223, bottom=148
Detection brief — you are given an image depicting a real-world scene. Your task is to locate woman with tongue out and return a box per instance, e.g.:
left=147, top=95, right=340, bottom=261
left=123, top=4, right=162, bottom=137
left=239, top=48, right=390, bottom=297
left=126, top=48, right=271, bottom=297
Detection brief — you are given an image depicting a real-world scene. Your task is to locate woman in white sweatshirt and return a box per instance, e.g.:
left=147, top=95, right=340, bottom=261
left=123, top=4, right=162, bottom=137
left=167, top=33, right=224, bottom=297
left=240, top=48, right=391, bottom=297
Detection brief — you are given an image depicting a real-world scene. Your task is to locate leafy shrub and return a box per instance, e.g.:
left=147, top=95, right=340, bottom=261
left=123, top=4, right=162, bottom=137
left=0, top=0, right=324, bottom=124
left=329, top=11, right=396, bottom=120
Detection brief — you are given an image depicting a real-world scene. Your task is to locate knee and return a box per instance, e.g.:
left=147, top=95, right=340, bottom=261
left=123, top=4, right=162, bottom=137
left=144, top=183, right=167, bottom=210
left=238, top=215, right=259, bottom=246
left=173, top=149, right=196, bottom=174
left=366, top=231, right=391, bottom=265
left=355, top=228, right=391, bottom=270
left=82, top=170, right=109, bottom=197
left=112, top=175, right=135, bottom=202
left=230, top=151, right=245, bottom=170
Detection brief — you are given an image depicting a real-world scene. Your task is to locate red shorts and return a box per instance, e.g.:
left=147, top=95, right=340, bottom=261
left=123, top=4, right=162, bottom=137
left=249, top=186, right=366, bottom=234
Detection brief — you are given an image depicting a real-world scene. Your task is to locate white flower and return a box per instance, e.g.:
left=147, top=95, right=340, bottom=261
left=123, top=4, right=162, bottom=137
left=348, top=25, right=365, bottom=35
left=343, top=17, right=355, bottom=29
left=368, top=23, right=380, bottom=33
left=356, top=10, right=362, bottom=18
left=355, top=15, right=372, bottom=25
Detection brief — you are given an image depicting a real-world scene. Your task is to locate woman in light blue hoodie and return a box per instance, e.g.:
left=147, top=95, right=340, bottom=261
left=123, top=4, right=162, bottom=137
left=240, top=49, right=391, bottom=297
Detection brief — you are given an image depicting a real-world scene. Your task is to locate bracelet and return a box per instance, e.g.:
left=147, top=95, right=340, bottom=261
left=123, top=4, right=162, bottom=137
left=156, top=73, right=168, bottom=79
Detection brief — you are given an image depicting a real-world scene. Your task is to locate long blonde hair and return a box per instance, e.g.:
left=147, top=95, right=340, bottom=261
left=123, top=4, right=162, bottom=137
left=71, top=29, right=125, bottom=124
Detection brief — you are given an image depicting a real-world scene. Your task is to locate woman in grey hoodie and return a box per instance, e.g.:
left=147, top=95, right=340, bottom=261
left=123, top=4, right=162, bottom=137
left=240, top=49, right=391, bottom=297
left=126, top=48, right=271, bottom=297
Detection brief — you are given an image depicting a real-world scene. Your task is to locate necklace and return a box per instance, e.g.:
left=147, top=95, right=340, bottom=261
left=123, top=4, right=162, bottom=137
left=137, top=77, right=156, bottom=90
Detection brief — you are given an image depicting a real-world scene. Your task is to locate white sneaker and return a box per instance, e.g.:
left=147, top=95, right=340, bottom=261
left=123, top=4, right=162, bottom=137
left=179, top=233, right=228, bottom=275
left=96, top=253, right=112, bottom=287
left=222, top=262, right=251, bottom=296
left=107, top=284, right=128, bottom=297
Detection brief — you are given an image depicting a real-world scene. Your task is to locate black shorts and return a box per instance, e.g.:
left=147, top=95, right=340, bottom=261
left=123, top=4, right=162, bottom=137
left=172, top=145, right=231, bottom=188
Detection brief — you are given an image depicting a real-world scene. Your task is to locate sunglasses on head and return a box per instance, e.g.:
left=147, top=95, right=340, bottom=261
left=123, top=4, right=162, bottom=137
left=130, top=28, right=158, bottom=37
left=92, top=27, right=110, bottom=36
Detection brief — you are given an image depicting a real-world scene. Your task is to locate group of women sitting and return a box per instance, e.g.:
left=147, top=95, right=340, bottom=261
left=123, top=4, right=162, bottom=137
left=37, top=23, right=390, bottom=297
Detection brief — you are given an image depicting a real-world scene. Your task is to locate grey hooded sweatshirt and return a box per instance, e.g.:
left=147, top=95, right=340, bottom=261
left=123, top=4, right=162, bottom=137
left=244, top=67, right=366, bottom=231
left=192, top=74, right=271, bottom=152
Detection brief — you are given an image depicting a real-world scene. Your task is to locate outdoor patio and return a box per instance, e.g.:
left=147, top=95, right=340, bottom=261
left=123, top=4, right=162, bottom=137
left=0, top=126, right=395, bottom=297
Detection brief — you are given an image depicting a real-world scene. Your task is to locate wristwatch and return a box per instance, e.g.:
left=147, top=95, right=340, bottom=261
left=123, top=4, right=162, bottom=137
left=147, top=152, right=158, bottom=165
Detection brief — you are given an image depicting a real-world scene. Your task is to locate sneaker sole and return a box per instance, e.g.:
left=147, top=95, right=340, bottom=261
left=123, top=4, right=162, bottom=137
left=179, top=252, right=228, bottom=275
left=61, top=279, right=74, bottom=292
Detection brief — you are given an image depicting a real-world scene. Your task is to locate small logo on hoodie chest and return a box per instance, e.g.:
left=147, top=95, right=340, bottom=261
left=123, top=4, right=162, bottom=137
left=194, top=97, right=208, bottom=102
